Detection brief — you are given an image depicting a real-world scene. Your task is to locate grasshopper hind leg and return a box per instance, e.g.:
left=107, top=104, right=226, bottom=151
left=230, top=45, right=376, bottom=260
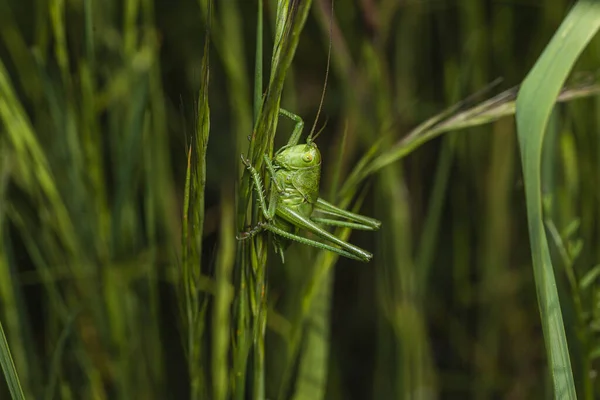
left=262, top=223, right=370, bottom=262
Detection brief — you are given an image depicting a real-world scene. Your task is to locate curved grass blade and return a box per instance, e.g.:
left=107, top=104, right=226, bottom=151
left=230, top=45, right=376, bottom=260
left=344, top=80, right=600, bottom=196
left=514, top=1, right=600, bottom=398
left=0, top=319, right=26, bottom=400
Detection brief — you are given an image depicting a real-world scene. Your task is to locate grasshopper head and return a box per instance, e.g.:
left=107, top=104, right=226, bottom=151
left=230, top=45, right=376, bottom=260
left=274, top=142, right=321, bottom=169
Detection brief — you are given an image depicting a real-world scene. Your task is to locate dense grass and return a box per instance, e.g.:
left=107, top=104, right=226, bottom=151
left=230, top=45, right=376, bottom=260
left=1, top=0, right=600, bottom=399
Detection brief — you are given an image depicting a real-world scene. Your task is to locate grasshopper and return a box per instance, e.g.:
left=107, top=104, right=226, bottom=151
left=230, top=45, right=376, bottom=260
left=239, top=109, right=381, bottom=263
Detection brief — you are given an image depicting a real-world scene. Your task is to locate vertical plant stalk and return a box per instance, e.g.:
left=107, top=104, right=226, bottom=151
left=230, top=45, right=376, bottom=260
left=234, top=2, right=314, bottom=399
left=474, top=120, right=515, bottom=398
left=182, top=2, right=212, bottom=398
left=254, top=0, right=263, bottom=122
left=212, top=188, right=235, bottom=400
left=182, top=145, right=193, bottom=322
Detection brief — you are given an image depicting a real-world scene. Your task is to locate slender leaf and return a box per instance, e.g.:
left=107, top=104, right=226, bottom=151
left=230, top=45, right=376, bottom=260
left=515, top=1, right=600, bottom=398
left=0, top=319, right=25, bottom=400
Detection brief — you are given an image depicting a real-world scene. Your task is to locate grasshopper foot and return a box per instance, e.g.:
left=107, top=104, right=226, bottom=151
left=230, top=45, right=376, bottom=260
left=236, top=222, right=266, bottom=240
left=240, top=155, right=252, bottom=169
left=236, top=231, right=250, bottom=240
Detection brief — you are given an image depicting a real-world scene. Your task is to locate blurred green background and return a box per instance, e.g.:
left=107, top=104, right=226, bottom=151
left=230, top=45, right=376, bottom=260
left=1, top=0, right=599, bottom=399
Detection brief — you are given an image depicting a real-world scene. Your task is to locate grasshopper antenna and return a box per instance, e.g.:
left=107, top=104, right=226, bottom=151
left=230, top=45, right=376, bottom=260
left=311, top=116, right=329, bottom=143
left=307, top=0, right=334, bottom=144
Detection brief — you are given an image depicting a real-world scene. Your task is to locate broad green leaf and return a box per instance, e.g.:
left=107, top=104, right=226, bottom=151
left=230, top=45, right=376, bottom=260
left=515, top=1, right=600, bottom=398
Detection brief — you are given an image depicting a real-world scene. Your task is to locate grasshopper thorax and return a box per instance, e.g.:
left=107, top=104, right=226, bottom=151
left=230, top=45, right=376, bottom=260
left=274, top=142, right=321, bottom=170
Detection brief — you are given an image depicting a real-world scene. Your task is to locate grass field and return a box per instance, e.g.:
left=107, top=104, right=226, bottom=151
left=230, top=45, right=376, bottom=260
left=1, top=0, right=600, bottom=399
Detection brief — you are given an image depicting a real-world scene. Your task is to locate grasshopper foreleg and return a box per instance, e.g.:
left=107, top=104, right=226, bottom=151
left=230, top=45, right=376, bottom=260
left=262, top=154, right=283, bottom=194
left=241, top=156, right=277, bottom=221
left=279, top=109, right=305, bottom=147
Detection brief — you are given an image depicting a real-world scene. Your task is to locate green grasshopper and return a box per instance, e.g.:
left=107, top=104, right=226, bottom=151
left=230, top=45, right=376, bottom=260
left=239, top=108, right=381, bottom=263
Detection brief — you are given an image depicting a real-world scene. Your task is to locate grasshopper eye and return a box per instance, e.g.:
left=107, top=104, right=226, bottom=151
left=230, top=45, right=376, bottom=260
left=302, top=153, right=313, bottom=163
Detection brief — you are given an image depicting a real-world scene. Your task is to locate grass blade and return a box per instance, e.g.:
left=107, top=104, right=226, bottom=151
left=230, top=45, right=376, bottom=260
left=353, top=81, right=600, bottom=192
left=0, top=149, right=26, bottom=400
left=515, top=1, right=600, bottom=398
left=0, top=319, right=25, bottom=400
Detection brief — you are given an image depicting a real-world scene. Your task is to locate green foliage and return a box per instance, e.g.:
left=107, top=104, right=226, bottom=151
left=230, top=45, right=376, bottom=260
left=2, top=0, right=600, bottom=399
left=515, top=2, right=600, bottom=398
